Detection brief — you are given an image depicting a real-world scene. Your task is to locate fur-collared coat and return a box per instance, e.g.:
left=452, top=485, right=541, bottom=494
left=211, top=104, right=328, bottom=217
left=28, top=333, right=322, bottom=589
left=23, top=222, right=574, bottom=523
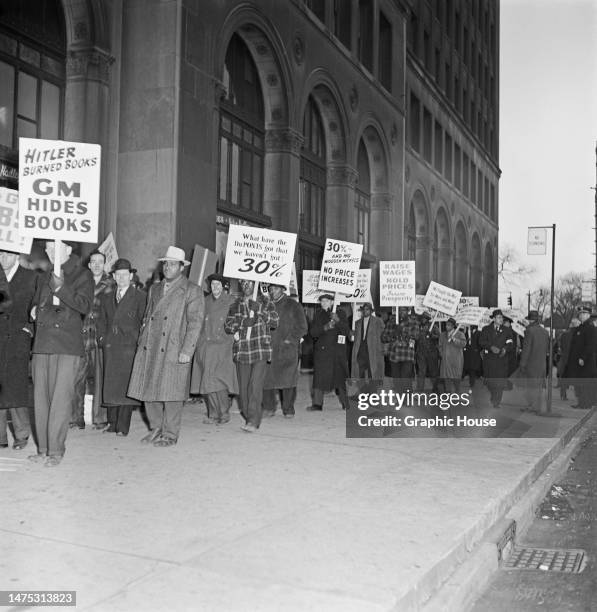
left=190, top=292, right=238, bottom=395
left=128, top=276, right=204, bottom=402
left=263, top=295, right=308, bottom=390
left=97, top=285, right=147, bottom=405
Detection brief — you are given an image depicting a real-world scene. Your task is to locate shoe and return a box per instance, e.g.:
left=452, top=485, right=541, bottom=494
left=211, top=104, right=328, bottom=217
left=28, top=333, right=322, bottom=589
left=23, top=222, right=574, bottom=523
left=283, top=414, right=295, bottom=419
left=115, top=432, right=128, bottom=437
left=153, top=437, right=177, bottom=447
left=13, top=439, right=28, bottom=450
left=493, top=404, right=501, bottom=409
left=241, top=423, right=257, bottom=433
left=202, top=417, right=218, bottom=424
left=140, top=429, right=161, bottom=444
left=217, top=417, right=231, bottom=425
left=0, top=443, right=8, bottom=448
left=44, top=456, right=62, bottom=468
left=306, top=405, right=322, bottom=412
left=28, top=453, right=45, bottom=463
left=93, top=422, right=108, bottom=430
left=262, top=410, right=276, bottom=418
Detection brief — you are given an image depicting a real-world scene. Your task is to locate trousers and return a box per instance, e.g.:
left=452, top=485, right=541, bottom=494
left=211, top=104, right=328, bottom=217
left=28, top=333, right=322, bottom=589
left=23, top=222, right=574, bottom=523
left=263, top=387, right=297, bottom=415
left=236, top=360, right=268, bottom=428
left=0, top=407, right=31, bottom=444
left=145, top=401, right=184, bottom=440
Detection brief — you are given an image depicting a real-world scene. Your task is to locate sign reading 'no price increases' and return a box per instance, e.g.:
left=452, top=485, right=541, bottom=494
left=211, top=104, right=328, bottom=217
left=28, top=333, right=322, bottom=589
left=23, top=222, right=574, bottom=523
left=318, top=238, right=363, bottom=293
left=223, top=224, right=296, bottom=287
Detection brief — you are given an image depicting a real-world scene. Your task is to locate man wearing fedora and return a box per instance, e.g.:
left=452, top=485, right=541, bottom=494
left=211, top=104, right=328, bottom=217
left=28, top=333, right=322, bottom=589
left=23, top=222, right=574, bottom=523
left=415, top=311, right=440, bottom=392
left=28, top=241, right=94, bottom=467
left=519, top=310, right=550, bottom=413
left=190, top=272, right=238, bottom=424
left=97, top=259, right=146, bottom=435
left=128, top=246, right=204, bottom=446
left=479, top=309, right=515, bottom=408
left=225, top=279, right=279, bottom=432
left=262, top=283, right=308, bottom=418
left=308, top=294, right=351, bottom=411
left=351, top=303, right=385, bottom=380
left=565, top=305, right=597, bottom=409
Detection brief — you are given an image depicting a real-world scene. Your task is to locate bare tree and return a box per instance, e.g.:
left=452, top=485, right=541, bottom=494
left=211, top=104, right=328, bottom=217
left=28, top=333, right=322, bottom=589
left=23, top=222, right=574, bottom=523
left=498, top=244, right=536, bottom=287
left=529, top=273, right=584, bottom=328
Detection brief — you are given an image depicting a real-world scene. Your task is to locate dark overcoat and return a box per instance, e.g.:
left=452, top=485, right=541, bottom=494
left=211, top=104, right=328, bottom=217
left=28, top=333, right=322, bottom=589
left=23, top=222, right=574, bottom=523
left=519, top=323, right=550, bottom=378
left=127, top=276, right=204, bottom=402
left=310, top=307, right=350, bottom=391
left=32, top=254, right=94, bottom=356
left=565, top=320, right=597, bottom=379
left=97, top=286, right=146, bottom=405
left=263, top=295, right=308, bottom=390
left=351, top=316, right=385, bottom=379
left=557, top=328, right=575, bottom=378
left=0, top=266, right=38, bottom=408
left=463, top=329, right=483, bottom=375
left=478, top=323, right=515, bottom=379
left=190, top=292, right=238, bottom=395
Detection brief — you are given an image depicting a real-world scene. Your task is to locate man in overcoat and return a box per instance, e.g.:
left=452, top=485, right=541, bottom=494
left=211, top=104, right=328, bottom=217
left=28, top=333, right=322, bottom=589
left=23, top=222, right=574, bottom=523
left=416, top=312, right=440, bottom=392
left=262, top=283, right=308, bottom=418
left=29, top=241, right=94, bottom=467
left=72, top=250, right=115, bottom=429
left=479, top=309, right=515, bottom=408
left=0, top=250, right=36, bottom=450
left=308, top=294, right=351, bottom=411
left=557, top=318, right=580, bottom=400
left=565, top=305, right=597, bottom=409
left=190, top=273, right=238, bottom=425
left=128, top=246, right=204, bottom=446
left=225, top=279, right=279, bottom=432
left=438, top=317, right=467, bottom=393
left=97, top=259, right=146, bottom=436
left=351, top=303, right=385, bottom=379
left=518, top=310, right=550, bottom=413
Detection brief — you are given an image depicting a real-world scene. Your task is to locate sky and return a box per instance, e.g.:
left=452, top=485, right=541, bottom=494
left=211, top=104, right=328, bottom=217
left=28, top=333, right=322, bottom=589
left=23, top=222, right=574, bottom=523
left=498, top=0, right=597, bottom=305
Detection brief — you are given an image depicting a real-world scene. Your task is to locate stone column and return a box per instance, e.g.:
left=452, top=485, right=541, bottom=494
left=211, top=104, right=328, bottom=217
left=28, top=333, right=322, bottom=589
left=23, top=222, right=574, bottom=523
left=370, top=192, right=392, bottom=260
left=65, top=47, right=113, bottom=250
left=438, top=246, right=453, bottom=287
left=264, top=127, right=303, bottom=232
left=326, top=165, right=357, bottom=239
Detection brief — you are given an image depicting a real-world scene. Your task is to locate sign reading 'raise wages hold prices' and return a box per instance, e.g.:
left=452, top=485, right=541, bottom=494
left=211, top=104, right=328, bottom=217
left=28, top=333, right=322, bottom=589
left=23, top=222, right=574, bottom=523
left=18, top=138, right=101, bottom=243
left=0, top=188, right=33, bottom=254
left=318, top=238, right=363, bottom=293
left=223, top=224, right=296, bottom=288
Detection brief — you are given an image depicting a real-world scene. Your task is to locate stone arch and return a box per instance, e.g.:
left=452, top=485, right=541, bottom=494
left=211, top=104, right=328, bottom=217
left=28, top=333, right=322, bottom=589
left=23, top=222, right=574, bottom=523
left=408, top=188, right=431, bottom=292
left=454, top=220, right=469, bottom=293
left=483, top=242, right=496, bottom=306
left=217, top=6, right=292, bottom=128
left=434, top=205, right=452, bottom=286
left=470, top=233, right=482, bottom=298
left=354, top=120, right=390, bottom=261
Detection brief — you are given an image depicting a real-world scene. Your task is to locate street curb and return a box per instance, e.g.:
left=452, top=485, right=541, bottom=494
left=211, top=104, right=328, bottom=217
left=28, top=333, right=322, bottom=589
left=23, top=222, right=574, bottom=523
left=392, top=409, right=597, bottom=612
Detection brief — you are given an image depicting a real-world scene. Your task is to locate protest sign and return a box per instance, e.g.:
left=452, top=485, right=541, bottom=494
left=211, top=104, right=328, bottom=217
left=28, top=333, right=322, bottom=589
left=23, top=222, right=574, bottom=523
left=223, top=225, right=296, bottom=287
left=414, top=294, right=449, bottom=322
left=189, top=244, right=217, bottom=287
left=339, top=269, right=371, bottom=303
left=457, top=296, right=479, bottom=312
left=318, top=238, right=363, bottom=293
left=423, top=281, right=462, bottom=316
left=379, top=261, right=415, bottom=306
left=97, top=232, right=119, bottom=273
left=0, top=187, right=33, bottom=254
left=502, top=308, right=528, bottom=337
left=455, top=306, right=490, bottom=327
left=18, top=138, right=101, bottom=243
left=302, top=270, right=328, bottom=303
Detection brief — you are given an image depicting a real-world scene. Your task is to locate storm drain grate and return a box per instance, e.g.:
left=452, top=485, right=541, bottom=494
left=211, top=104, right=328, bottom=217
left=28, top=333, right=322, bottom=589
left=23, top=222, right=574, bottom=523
left=502, top=546, right=587, bottom=573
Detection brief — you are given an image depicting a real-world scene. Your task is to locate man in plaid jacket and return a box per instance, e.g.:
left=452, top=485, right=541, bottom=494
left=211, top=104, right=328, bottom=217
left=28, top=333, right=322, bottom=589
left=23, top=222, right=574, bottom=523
left=225, top=280, right=279, bottom=432
left=382, top=311, right=419, bottom=391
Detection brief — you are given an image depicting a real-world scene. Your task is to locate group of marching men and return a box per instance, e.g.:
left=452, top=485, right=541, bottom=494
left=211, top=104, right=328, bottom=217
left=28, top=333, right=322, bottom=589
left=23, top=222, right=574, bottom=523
left=1, top=239, right=595, bottom=466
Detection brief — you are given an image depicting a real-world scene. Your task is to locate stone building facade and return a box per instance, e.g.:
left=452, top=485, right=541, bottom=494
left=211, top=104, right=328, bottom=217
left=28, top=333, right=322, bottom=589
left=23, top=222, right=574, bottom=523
left=0, top=0, right=499, bottom=304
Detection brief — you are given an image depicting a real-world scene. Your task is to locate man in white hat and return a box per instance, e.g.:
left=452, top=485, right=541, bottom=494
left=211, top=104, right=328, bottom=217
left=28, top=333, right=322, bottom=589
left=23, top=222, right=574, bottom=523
left=128, top=246, right=204, bottom=446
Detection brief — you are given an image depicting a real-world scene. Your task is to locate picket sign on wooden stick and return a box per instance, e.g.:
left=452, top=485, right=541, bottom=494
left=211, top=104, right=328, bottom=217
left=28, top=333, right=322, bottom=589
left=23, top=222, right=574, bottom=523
left=332, top=293, right=337, bottom=313
left=252, top=281, right=259, bottom=301
left=429, top=310, right=439, bottom=331
left=53, top=239, right=62, bottom=306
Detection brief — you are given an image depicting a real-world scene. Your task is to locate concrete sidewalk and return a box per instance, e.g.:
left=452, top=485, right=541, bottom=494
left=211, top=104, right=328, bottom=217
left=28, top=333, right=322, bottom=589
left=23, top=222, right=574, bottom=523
left=2, top=374, right=594, bottom=612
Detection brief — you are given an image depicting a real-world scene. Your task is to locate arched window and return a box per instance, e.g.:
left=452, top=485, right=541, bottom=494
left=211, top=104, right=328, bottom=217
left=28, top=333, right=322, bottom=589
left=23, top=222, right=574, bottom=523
left=355, top=140, right=370, bottom=252
left=218, top=34, right=264, bottom=215
left=0, top=0, right=65, bottom=156
left=432, top=222, right=439, bottom=280
left=298, top=96, right=326, bottom=271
